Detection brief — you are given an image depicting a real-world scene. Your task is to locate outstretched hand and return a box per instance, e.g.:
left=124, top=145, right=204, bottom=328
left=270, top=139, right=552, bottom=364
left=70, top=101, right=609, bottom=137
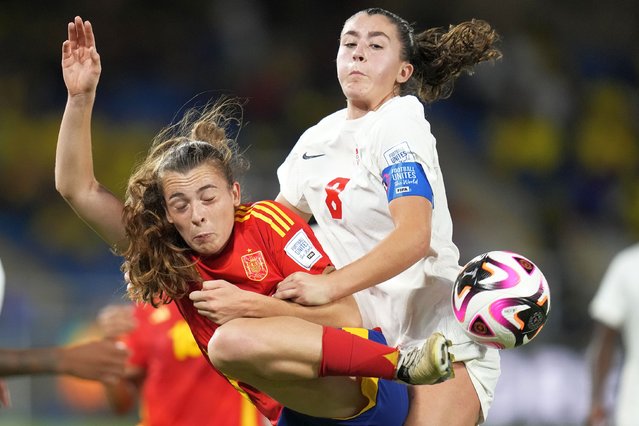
left=62, top=16, right=101, bottom=96
left=58, top=340, right=129, bottom=384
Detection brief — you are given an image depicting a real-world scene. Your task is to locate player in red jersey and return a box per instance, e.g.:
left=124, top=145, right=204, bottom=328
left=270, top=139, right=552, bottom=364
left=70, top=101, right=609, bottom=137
left=0, top=258, right=129, bottom=408
left=56, top=17, right=452, bottom=426
left=97, top=302, right=266, bottom=426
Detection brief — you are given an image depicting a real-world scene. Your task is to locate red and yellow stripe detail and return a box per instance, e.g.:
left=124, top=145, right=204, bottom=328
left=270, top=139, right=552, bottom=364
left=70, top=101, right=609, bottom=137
left=235, top=201, right=294, bottom=237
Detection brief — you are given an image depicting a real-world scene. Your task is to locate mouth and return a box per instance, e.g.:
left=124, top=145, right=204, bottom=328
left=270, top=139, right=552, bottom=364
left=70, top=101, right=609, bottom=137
left=349, top=70, right=365, bottom=76
left=193, top=232, right=213, bottom=242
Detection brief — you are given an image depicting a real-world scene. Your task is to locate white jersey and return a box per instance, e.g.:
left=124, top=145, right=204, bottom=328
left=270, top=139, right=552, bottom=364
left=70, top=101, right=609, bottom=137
left=278, top=95, right=466, bottom=347
left=278, top=95, right=500, bottom=421
left=589, top=243, right=639, bottom=426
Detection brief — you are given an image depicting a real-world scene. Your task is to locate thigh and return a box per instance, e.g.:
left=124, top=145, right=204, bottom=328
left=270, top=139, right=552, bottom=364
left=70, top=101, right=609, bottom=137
left=278, top=378, right=408, bottom=426
left=404, top=362, right=480, bottom=426
left=255, top=375, right=366, bottom=419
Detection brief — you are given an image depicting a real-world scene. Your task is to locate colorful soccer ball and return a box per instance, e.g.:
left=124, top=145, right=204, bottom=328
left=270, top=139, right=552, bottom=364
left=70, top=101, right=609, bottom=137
left=451, top=250, right=550, bottom=349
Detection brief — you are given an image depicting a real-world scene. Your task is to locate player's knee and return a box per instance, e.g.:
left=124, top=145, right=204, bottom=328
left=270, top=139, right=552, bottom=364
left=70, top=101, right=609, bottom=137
left=208, top=319, right=255, bottom=373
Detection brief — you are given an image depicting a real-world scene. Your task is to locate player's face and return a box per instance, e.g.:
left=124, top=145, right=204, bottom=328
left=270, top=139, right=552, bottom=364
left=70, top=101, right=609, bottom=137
left=162, top=163, right=240, bottom=256
left=336, top=13, right=413, bottom=115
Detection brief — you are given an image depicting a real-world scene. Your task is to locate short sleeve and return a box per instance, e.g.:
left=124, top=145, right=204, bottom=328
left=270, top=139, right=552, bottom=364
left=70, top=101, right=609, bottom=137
left=367, top=99, right=439, bottom=204
left=589, top=252, right=631, bottom=329
left=252, top=201, right=332, bottom=276
left=373, top=109, right=437, bottom=176
left=277, top=150, right=311, bottom=214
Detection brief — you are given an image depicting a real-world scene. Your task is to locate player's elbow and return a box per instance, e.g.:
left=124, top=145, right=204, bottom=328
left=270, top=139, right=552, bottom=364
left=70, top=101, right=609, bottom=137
left=409, top=225, right=431, bottom=259
left=54, top=173, right=80, bottom=202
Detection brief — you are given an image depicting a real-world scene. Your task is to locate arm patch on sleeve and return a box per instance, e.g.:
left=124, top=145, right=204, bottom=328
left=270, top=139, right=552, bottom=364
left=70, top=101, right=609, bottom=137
left=381, top=161, right=434, bottom=205
left=284, top=229, right=323, bottom=270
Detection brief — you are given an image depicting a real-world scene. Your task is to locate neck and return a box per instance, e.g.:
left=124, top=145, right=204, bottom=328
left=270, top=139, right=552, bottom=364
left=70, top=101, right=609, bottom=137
left=346, top=91, right=398, bottom=120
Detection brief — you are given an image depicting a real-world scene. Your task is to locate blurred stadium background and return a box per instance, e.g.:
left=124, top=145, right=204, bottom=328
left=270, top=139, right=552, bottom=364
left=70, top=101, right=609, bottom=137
left=0, top=0, right=637, bottom=424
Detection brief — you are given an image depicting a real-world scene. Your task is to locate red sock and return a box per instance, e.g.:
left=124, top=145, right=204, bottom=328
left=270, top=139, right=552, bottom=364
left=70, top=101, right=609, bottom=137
left=318, top=326, right=399, bottom=379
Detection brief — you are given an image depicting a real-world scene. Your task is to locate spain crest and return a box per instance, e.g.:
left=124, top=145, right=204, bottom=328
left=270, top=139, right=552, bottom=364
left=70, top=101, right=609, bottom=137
left=241, top=250, right=268, bottom=281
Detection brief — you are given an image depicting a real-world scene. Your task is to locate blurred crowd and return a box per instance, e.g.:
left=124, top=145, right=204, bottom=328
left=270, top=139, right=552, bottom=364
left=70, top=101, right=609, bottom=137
left=0, top=0, right=637, bottom=423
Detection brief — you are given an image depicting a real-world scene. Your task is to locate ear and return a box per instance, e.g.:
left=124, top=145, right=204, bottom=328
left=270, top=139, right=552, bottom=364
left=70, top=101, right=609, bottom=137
left=231, top=182, right=241, bottom=207
left=165, top=207, right=174, bottom=224
left=162, top=202, right=173, bottom=224
left=397, top=62, right=414, bottom=84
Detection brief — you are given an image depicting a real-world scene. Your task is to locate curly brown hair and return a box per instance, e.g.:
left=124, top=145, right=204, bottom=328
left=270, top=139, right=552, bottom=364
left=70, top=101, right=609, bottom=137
left=122, top=98, right=249, bottom=306
left=356, top=8, right=502, bottom=103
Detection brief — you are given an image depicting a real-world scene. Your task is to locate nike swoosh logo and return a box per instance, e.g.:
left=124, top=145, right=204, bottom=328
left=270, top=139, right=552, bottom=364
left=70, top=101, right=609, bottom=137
left=302, top=152, right=326, bottom=160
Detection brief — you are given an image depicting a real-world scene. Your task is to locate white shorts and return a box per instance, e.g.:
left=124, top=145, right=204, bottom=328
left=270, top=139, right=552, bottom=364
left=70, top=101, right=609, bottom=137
left=439, top=309, right=502, bottom=424
left=354, top=282, right=501, bottom=423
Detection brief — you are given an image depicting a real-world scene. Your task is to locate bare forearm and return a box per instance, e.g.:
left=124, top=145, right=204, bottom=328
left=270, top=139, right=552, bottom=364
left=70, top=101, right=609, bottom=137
left=56, top=93, right=97, bottom=199
left=56, top=93, right=127, bottom=248
left=590, top=325, right=618, bottom=404
left=329, top=226, right=428, bottom=299
left=0, top=348, right=64, bottom=376
left=327, top=197, right=431, bottom=300
left=250, top=295, right=362, bottom=328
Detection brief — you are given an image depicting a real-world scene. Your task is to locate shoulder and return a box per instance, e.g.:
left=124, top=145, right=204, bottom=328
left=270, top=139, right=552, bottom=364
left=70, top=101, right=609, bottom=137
left=314, top=108, right=348, bottom=130
left=296, top=109, right=347, bottom=144
left=369, top=96, right=432, bottom=136
left=364, top=96, right=436, bottom=161
left=610, top=243, right=639, bottom=270
left=379, top=96, right=426, bottom=120
left=235, top=201, right=300, bottom=237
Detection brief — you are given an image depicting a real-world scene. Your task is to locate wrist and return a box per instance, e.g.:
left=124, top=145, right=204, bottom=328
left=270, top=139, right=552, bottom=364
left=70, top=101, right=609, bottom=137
left=52, top=347, right=68, bottom=374
left=325, top=274, right=343, bottom=302
left=67, top=91, right=96, bottom=107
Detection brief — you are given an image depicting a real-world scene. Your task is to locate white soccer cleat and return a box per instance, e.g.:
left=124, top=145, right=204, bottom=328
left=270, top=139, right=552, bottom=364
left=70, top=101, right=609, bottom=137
left=395, top=332, right=455, bottom=385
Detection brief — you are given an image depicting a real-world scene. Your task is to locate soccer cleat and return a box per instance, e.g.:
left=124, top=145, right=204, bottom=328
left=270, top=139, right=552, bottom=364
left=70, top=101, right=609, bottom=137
left=395, top=332, right=455, bottom=385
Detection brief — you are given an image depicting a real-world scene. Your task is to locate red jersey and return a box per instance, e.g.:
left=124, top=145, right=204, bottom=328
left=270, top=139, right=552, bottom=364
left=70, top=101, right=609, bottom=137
left=125, top=302, right=264, bottom=426
left=173, top=200, right=333, bottom=424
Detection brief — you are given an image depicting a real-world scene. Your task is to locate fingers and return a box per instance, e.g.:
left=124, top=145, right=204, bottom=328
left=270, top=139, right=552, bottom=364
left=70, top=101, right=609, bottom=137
left=272, top=287, right=298, bottom=300
left=74, top=16, right=86, bottom=47
left=67, top=21, right=77, bottom=49
left=84, top=20, right=96, bottom=48
left=89, top=45, right=100, bottom=63
left=189, top=290, right=203, bottom=301
left=67, top=16, right=96, bottom=49
left=61, top=40, right=70, bottom=60
left=201, top=280, right=229, bottom=290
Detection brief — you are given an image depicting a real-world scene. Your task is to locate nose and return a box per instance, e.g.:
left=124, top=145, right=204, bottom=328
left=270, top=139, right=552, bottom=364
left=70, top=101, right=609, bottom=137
left=191, top=203, right=206, bottom=224
left=352, top=43, right=365, bottom=62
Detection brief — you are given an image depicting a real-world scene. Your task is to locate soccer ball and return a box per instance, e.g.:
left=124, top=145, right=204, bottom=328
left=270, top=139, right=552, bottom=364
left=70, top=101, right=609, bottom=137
left=451, top=250, right=550, bottom=349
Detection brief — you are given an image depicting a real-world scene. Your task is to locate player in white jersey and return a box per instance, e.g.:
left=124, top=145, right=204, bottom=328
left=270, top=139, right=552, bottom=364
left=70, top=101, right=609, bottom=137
left=588, top=243, right=639, bottom=426
left=275, top=8, right=502, bottom=425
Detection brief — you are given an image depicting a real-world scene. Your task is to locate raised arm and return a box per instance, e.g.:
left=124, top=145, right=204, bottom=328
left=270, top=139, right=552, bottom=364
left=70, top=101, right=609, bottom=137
left=56, top=16, right=127, bottom=250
